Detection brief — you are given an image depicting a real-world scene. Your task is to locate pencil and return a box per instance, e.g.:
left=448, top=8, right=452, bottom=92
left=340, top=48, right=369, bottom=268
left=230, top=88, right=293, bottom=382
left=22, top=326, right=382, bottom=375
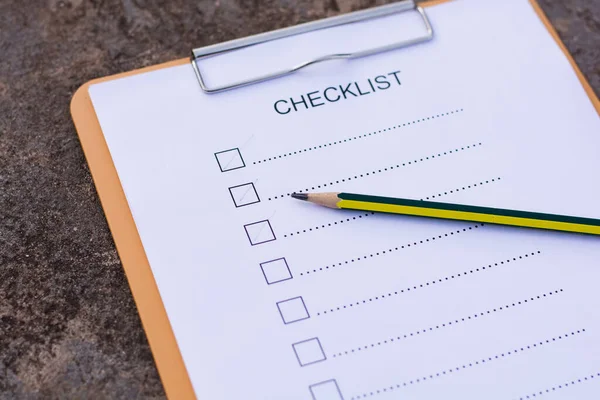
left=291, top=192, right=600, bottom=236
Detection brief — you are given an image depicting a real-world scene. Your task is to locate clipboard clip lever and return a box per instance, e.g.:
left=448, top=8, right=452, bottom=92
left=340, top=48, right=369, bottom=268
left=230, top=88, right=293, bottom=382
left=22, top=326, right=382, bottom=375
left=191, top=0, right=433, bottom=94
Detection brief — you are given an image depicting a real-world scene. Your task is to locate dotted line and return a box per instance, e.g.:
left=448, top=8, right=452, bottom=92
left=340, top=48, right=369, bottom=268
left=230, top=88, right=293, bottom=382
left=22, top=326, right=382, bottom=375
left=283, top=212, right=375, bottom=238
left=350, top=328, right=586, bottom=399
left=299, top=224, right=484, bottom=277
left=267, top=142, right=483, bottom=200
left=332, top=289, right=563, bottom=358
left=282, top=176, right=501, bottom=239
left=421, top=177, right=501, bottom=200
left=516, top=372, right=600, bottom=400
left=315, top=250, right=541, bottom=316
left=253, top=108, right=464, bottom=165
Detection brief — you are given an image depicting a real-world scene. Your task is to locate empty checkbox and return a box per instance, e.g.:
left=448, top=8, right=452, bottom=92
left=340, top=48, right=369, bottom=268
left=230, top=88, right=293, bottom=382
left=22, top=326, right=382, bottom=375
left=244, top=220, right=276, bottom=246
left=215, top=148, right=245, bottom=172
left=261, top=258, right=292, bottom=285
left=229, top=182, right=260, bottom=208
left=309, top=379, right=344, bottom=400
left=277, top=296, right=309, bottom=324
left=293, top=337, right=326, bottom=367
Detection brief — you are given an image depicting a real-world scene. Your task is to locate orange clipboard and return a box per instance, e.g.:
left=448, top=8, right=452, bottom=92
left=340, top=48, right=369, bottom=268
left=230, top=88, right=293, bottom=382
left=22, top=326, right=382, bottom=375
left=70, top=1, right=600, bottom=398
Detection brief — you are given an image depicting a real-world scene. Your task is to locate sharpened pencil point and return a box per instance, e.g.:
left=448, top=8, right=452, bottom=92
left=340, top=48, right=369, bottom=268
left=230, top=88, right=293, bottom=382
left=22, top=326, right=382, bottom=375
left=291, top=192, right=309, bottom=201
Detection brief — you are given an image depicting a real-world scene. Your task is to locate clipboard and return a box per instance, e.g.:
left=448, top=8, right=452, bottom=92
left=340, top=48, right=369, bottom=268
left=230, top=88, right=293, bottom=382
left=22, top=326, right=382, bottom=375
left=70, top=1, right=600, bottom=398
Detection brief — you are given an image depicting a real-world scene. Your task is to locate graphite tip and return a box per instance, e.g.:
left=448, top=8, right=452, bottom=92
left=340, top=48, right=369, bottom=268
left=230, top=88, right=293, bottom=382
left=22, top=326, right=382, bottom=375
left=291, top=192, right=309, bottom=201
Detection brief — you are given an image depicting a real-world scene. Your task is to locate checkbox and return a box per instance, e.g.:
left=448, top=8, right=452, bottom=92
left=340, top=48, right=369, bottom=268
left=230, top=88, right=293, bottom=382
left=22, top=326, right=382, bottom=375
left=244, top=220, right=276, bottom=246
left=261, top=258, right=292, bottom=285
left=309, top=379, right=344, bottom=400
left=229, top=182, right=260, bottom=208
left=215, top=148, right=245, bottom=172
left=293, top=337, right=326, bottom=367
left=277, top=296, right=309, bottom=324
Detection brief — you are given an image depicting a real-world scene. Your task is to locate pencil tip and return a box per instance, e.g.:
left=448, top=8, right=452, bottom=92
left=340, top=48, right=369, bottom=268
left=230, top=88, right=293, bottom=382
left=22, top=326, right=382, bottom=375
left=291, top=192, right=309, bottom=201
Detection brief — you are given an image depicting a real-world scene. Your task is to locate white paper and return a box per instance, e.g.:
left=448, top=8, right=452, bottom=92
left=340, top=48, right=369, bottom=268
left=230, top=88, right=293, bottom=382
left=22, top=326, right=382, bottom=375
left=88, top=0, right=600, bottom=398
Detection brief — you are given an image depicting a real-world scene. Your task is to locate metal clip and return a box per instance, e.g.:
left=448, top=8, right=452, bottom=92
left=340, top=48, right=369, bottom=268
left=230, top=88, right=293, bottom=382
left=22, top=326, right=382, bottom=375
left=191, top=0, right=433, bottom=94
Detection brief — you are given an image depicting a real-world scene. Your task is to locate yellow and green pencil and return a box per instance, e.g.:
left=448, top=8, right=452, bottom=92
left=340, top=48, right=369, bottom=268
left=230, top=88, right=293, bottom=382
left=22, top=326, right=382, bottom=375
left=291, top=192, right=600, bottom=236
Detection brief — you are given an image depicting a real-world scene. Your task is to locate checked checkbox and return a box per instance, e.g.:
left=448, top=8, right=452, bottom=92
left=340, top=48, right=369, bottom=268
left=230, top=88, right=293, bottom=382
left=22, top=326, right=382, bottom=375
left=244, top=220, right=276, bottom=246
left=215, top=148, right=245, bottom=172
left=229, top=182, right=260, bottom=208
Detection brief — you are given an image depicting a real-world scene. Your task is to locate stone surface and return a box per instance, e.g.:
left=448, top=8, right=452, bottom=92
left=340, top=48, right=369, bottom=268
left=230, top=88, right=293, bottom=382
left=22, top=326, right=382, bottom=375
left=0, top=0, right=598, bottom=398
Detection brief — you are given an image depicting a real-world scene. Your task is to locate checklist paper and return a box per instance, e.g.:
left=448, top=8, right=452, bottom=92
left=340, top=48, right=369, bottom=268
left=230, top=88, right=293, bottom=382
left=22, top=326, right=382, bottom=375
left=88, top=0, right=600, bottom=398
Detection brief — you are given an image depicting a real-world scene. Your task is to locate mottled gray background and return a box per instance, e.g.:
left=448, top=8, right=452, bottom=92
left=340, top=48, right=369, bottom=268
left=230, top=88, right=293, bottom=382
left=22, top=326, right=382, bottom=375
left=0, top=0, right=598, bottom=398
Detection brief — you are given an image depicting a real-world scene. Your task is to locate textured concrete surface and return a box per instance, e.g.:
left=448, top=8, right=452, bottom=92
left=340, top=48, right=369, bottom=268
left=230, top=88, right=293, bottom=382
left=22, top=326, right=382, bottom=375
left=0, top=0, right=598, bottom=398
